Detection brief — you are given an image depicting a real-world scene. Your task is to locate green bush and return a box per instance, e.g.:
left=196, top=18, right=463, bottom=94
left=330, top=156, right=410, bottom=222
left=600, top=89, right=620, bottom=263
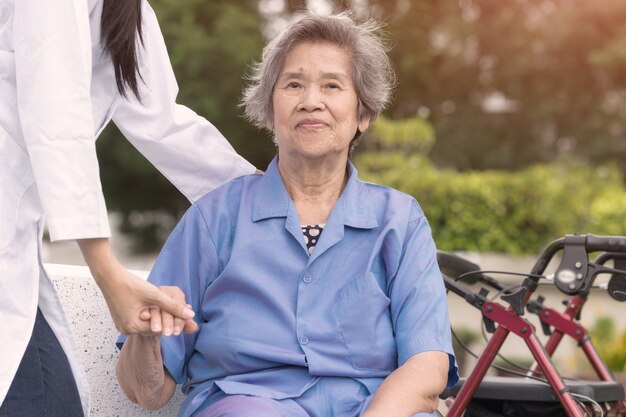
left=589, top=316, right=626, bottom=372
left=589, top=187, right=626, bottom=235
left=366, top=115, right=435, bottom=153
left=355, top=117, right=626, bottom=254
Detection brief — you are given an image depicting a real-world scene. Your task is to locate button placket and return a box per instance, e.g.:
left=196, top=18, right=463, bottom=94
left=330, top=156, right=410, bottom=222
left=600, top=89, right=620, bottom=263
left=297, top=271, right=314, bottom=357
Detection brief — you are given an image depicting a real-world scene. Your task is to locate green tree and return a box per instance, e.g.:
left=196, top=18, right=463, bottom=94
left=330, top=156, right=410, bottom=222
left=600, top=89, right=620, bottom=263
left=344, top=0, right=626, bottom=172
left=97, top=1, right=272, bottom=250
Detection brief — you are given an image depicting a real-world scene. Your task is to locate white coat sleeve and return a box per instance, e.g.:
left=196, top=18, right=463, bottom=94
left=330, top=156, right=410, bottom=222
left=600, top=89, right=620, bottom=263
left=111, top=2, right=256, bottom=203
left=13, top=0, right=110, bottom=242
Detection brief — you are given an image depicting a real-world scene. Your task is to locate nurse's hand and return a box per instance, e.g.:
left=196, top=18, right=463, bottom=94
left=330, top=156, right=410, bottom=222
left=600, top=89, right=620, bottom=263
left=77, top=238, right=196, bottom=334
left=139, top=286, right=199, bottom=336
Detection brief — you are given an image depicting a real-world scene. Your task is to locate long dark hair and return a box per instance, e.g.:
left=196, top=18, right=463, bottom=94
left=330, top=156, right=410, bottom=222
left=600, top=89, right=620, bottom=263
left=101, top=0, right=143, bottom=99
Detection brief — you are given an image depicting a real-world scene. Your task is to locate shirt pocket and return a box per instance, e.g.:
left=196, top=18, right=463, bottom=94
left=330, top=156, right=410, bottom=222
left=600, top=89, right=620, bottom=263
left=334, top=272, right=397, bottom=371
left=0, top=131, right=34, bottom=250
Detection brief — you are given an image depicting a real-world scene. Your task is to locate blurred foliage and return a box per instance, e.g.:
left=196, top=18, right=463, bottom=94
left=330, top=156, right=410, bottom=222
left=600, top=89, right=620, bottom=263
left=360, top=0, right=626, bottom=172
left=589, top=316, right=626, bottom=372
left=362, top=115, right=435, bottom=154
left=96, top=0, right=626, bottom=251
left=356, top=116, right=626, bottom=254
left=97, top=0, right=270, bottom=250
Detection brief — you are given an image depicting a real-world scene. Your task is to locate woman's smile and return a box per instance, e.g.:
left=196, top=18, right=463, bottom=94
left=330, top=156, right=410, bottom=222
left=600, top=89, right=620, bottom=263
left=296, top=118, right=329, bottom=130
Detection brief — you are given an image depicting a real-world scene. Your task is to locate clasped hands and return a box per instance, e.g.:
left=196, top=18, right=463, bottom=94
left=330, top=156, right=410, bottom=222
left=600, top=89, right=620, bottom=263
left=95, top=263, right=197, bottom=336
left=139, top=286, right=198, bottom=336
left=78, top=238, right=198, bottom=337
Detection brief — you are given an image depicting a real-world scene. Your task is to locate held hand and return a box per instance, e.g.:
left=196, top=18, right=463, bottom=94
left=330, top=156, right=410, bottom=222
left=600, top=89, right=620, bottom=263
left=141, top=286, right=199, bottom=336
left=77, top=237, right=196, bottom=335
left=97, top=264, right=196, bottom=335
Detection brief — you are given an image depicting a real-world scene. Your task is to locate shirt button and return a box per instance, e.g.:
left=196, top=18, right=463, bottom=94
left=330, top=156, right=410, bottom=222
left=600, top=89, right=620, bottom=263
left=303, top=274, right=312, bottom=284
left=300, top=336, right=309, bottom=345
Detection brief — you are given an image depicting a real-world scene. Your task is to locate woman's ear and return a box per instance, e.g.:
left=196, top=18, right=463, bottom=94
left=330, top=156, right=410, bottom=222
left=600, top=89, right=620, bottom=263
left=357, top=115, right=371, bottom=133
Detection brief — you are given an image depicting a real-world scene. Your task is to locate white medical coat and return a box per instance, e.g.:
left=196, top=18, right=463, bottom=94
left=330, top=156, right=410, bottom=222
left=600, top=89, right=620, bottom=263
left=0, top=0, right=255, bottom=414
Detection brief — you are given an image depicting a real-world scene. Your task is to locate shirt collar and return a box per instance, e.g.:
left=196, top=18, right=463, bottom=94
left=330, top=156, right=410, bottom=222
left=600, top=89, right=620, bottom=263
left=252, top=156, right=378, bottom=230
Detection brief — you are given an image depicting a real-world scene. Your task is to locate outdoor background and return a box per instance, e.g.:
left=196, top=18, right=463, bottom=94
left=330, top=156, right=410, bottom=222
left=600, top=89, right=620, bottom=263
left=98, top=0, right=626, bottom=254
left=46, top=0, right=626, bottom=384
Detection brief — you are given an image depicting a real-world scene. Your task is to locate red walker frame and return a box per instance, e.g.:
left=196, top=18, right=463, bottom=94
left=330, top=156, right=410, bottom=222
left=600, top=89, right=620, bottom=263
left=442, top=234, right=626, bottom=417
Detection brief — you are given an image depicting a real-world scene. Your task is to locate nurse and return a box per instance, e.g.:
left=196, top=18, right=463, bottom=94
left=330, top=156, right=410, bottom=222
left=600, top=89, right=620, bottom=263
left=0, top=0, right=255, bottom=416
left=116, top=12, right=458, bottom=417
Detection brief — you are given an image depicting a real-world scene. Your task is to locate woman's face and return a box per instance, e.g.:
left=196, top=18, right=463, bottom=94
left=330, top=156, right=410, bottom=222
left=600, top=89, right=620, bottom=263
left=271, top=41, right=370, bottom=163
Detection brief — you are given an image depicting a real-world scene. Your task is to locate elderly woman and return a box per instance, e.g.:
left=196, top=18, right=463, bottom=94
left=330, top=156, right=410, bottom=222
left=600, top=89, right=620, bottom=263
left=116, top=12, right=457, bottom=417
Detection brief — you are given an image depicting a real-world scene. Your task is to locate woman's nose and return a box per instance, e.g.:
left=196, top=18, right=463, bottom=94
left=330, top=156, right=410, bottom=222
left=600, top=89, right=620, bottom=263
left=297, top=87, right=325, bottom=112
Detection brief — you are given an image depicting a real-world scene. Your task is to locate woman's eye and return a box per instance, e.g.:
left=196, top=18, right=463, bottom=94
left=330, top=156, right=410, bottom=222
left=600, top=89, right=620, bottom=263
left=287, top=82, right=301, bottom=89
left=326, top=83, right=341, bottom=90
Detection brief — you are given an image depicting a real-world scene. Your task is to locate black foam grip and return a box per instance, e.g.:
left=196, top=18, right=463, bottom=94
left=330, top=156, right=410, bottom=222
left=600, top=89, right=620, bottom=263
left=585, top=234, right=626, bottom=253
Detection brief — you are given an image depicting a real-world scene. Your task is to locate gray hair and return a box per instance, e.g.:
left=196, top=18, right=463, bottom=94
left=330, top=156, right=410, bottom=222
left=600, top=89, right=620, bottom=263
left=242, top=12, right=395, bottom=137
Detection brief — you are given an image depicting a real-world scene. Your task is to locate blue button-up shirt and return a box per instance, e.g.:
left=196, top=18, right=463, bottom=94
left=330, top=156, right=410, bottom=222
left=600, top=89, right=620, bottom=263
left=134, top=157, right=457, bottom=416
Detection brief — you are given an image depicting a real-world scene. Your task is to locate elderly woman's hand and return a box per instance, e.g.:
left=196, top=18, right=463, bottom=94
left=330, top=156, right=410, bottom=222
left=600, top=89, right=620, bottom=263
left=141, top=286, right=199, bottom=336
left=97, top=265, right=196, bottom=335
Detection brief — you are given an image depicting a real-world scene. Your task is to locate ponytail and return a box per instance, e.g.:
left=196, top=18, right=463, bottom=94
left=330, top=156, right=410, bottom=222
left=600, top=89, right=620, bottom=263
left=101, top=0, right=143, bottom=99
